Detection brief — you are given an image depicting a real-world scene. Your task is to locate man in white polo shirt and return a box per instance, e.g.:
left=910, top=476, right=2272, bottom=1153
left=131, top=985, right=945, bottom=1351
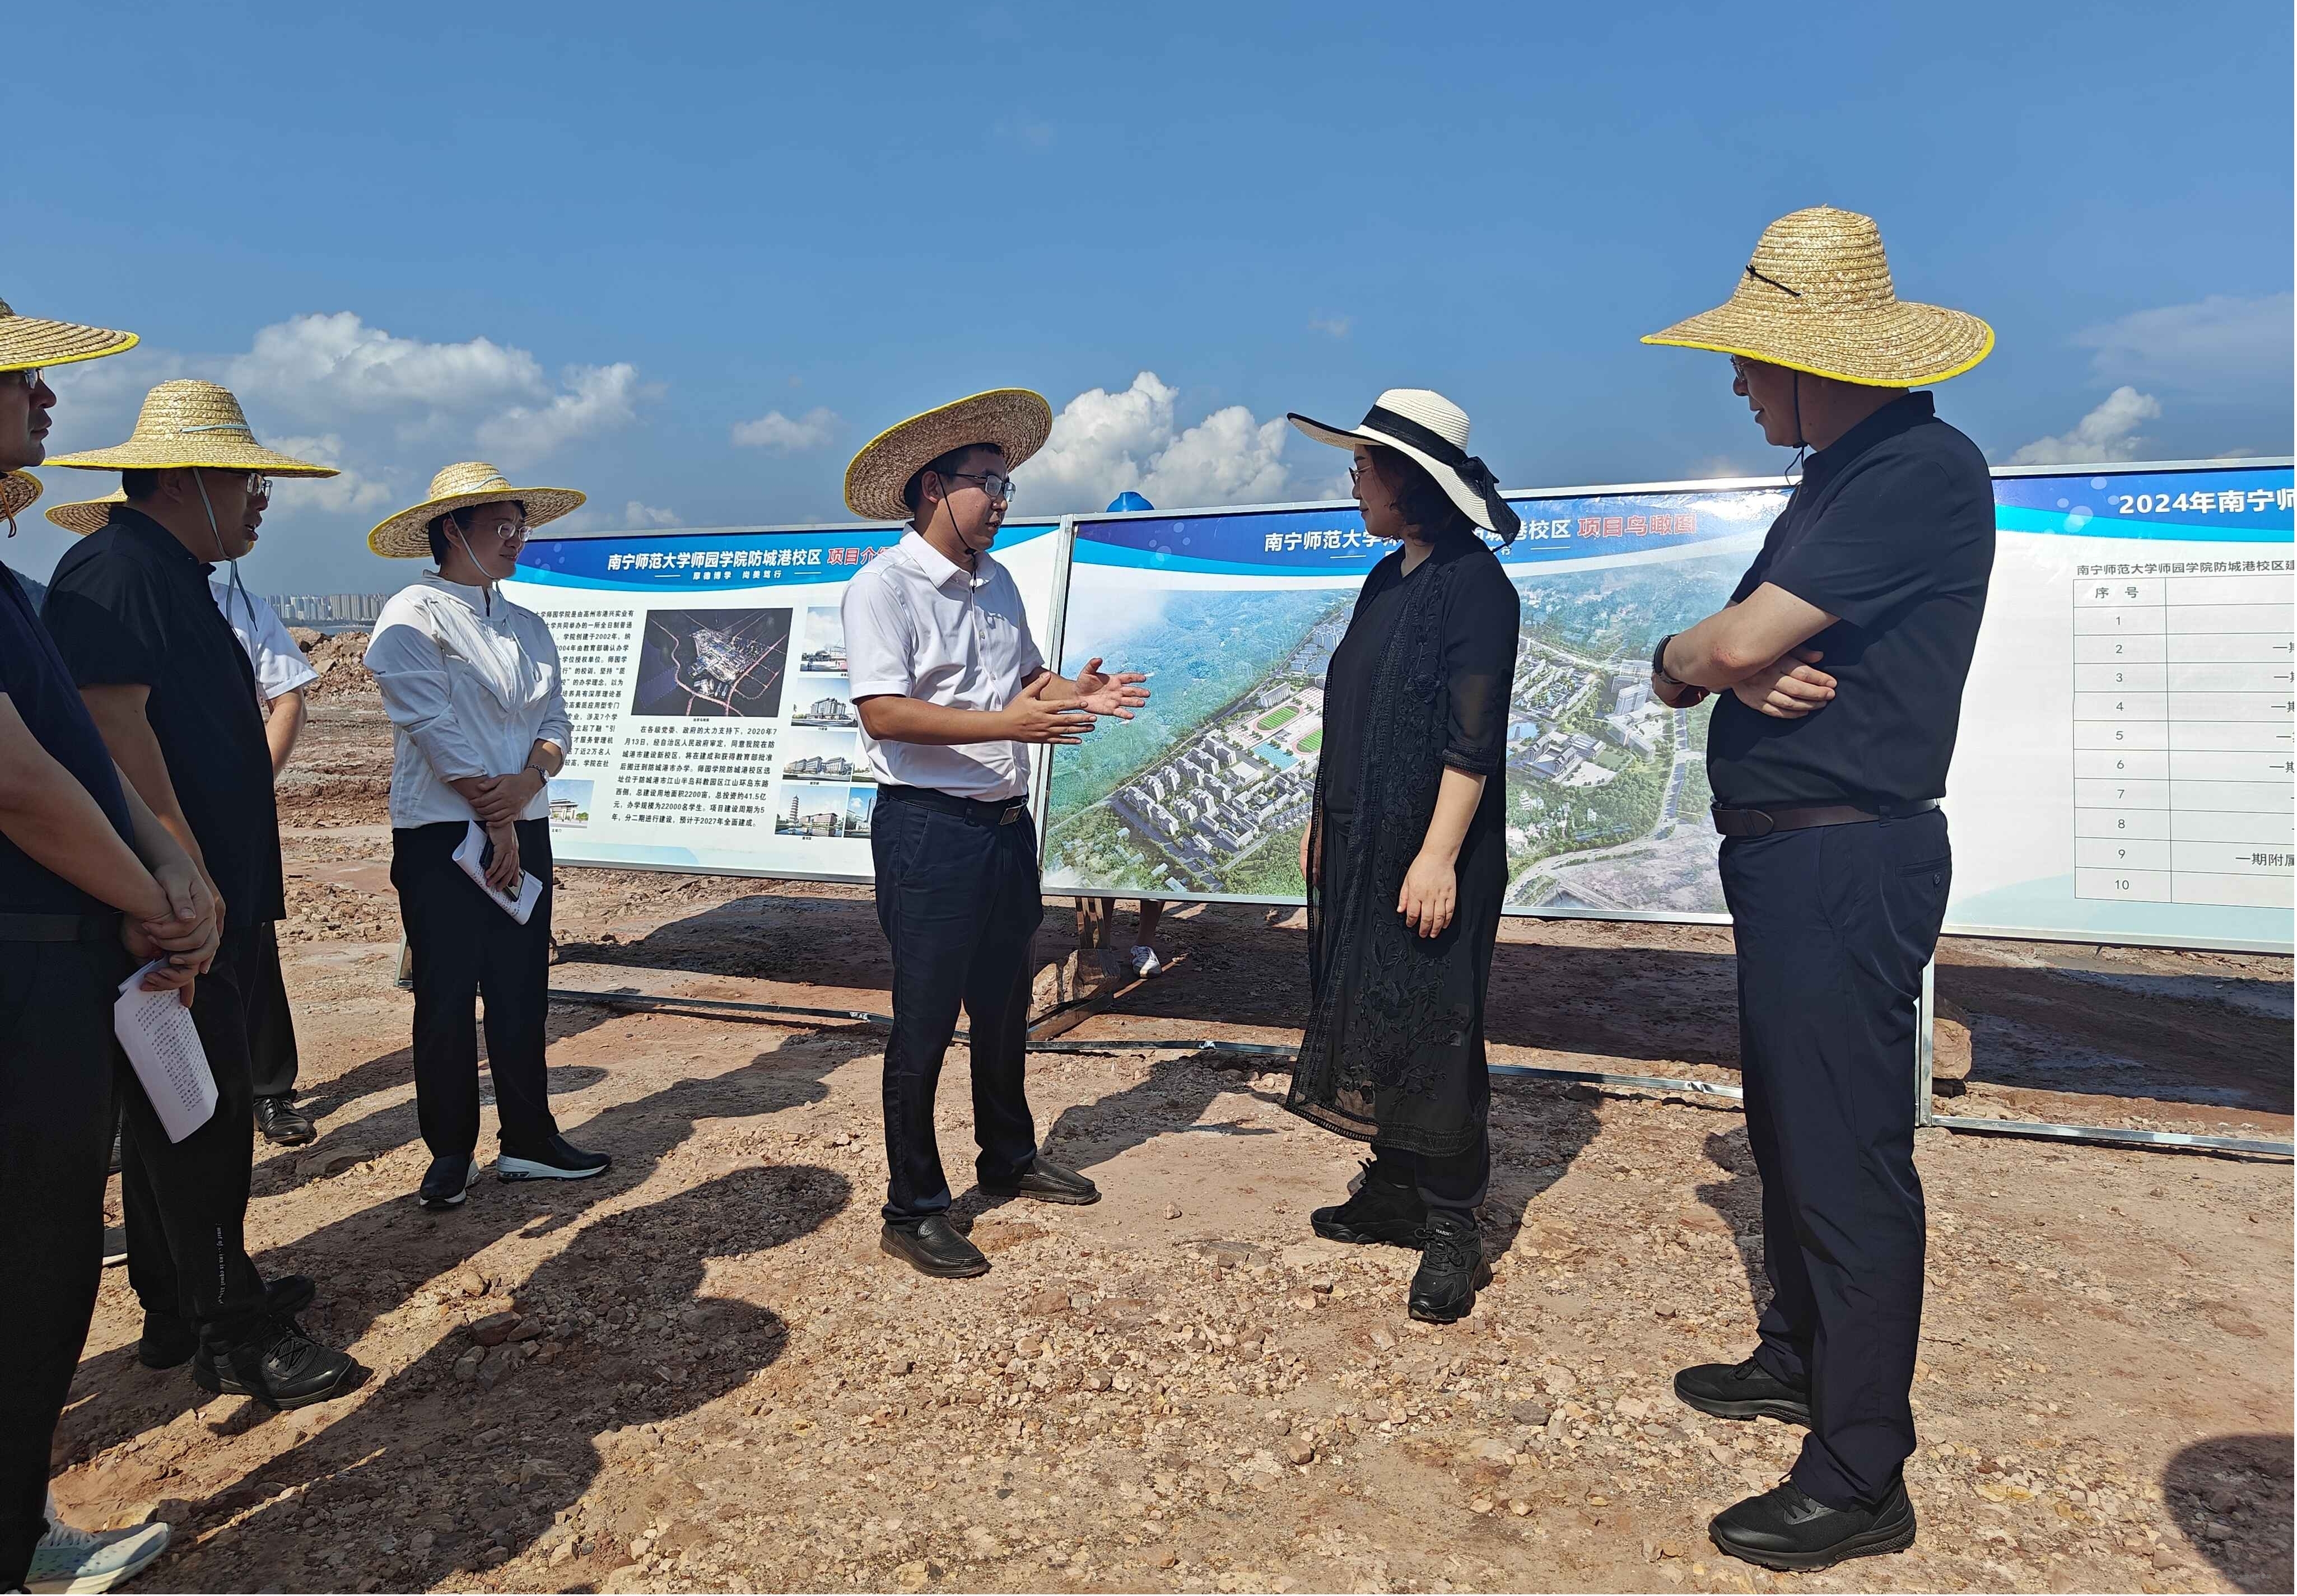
left=841, top=389, right=1150, bottom=1278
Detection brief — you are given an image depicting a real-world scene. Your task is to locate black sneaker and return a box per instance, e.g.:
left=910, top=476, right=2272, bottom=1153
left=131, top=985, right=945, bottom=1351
left=497, top=1135, right=611, bottom=1182
left=418, top=1153, right=479, bottom=1210
left=1312, top=1160, right=1427, bottom=1247
left=194, top=1316, right=364, bottom=1411
left=980, top=1155, right=1099, bottom=1206
left=1710, top=1476, right=1917, bottom=1571
left=880, top=1215, right=990, bottom=1279
left=140, top=1275, right=316, bottom=1369
left=254, top=1095, right=316, bottom=1147
left=1674, top=1355, right=1813, bottom=1426
left=1407, top=1210, right=1490, bottom=1323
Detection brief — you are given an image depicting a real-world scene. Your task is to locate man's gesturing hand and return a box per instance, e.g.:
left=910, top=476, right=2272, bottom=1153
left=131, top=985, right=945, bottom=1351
left=1000, top=676, right=1098, bottom=745
left=1069, top=657, right=1151, bottom=719
left=1730, top=648, right=1837, bottom=720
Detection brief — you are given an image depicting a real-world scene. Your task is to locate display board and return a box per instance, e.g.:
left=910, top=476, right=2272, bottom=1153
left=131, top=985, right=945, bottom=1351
left=500, top=521, right=1065, bottom=881
left=1040, top=462, right=2294, bottom=951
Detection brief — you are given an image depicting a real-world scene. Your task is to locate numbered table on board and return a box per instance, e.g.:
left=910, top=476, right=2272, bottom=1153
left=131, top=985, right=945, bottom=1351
left=2074, top=571, right=2295, bottom=908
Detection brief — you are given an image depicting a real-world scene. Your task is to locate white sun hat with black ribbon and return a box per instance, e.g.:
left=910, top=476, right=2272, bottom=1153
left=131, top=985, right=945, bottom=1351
left=1287, top=389, right=1520, bottom=543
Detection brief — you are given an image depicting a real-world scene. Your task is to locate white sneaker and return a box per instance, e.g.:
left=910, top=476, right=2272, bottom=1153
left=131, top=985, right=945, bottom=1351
left=26, top=1516, right=171, bottom=1594
left=1129, top=945, right=1162, bottom=978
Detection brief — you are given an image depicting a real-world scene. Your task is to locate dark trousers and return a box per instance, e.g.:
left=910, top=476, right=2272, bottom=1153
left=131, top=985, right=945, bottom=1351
left=1720, top=808, right=1951, bottom=1511
left=121, top=923, right=269, bottom=1348
left=0, top=939, right=118, bottom=1587
left=392, top=820, right=559, bottom=1162
left=870, top=789, right=1043, bottom=1222
left=245, top=918, right=300, bottom=1100
left=1367, top=1134, right=1489, bottom=1217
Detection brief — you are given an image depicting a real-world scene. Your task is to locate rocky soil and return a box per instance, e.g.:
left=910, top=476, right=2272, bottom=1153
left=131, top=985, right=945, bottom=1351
left=48, top=685, right=2294, bottom=1595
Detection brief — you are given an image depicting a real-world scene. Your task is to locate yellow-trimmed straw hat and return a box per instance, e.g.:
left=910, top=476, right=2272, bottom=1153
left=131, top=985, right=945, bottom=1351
left=1, top=470, right=41, bottom=527
left=1641, top=206, right=1993, bottom=386
left=367, top=461, right=586, bottom=558
left=44, top=488, right=125, bottom=536
left=0, top=296, right=138, bottom=372
left=45, top=380, right=341, bottom=476
left=842, top=388, right=1052, bottom=522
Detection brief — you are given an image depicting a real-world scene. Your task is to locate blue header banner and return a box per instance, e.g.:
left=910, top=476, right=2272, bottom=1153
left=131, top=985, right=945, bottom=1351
left=511, top=520, right=1060, bottom=592
left=1993, top=466, right=2293, bottom=542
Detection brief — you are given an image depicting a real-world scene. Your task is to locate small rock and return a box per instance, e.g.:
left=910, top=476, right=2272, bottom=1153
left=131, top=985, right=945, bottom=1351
left=479, top=1546, right=510, bottom=1567
left=1028, top=1289, right=1072, bottom=1316
left=456, top=1267, right=488, bottom=1297
left=1511, top=1399, right=1551, bottom=1426
left=1509, top=1498, right=1532, bottom=1516
left=410, top=1530, right=435, bottom=1553
left=2205, top=1487, right=2242, bottom=1514
left=1283, top=1436, right=1316, bottom=1466
left=1016, top=1334, right=1045, bottom=1359
left=2201, top=1519, right=2235, bottom=1542
left=1470, top=1496, right=1494, bottom=1514
left=476, top=1345, right=523, bottom=1391
left=2152, top=1548, right=2182, bottom=1570
left=1162, top=1203, right=1183, bottom=1220
left=1158, top=1551, right=1180, bottom=1570
left=471, top=1312, right=521, bottom=1347
left=1370, top=1328, right=1396, bottom=1351
left=894, top=1560, right=930, bottom=1590
left=1467, top=1438, right=1514, bottom=1466
left=548, top=1540, right=576, bottom=1567
left=886, top=1357, right=915, bottom=1376
left=1083, top=1372, right=1111, bottom=1392
left=452, top=1347, right=484, bottom=1383
left=962, top=1525, right=1007, bottom=1560
left=506, top=1318, right=546, bottom=1343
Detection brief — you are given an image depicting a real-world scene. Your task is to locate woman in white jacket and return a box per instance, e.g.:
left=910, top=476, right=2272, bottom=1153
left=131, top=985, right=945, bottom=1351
left=365, top=464, right=609, bottom=1208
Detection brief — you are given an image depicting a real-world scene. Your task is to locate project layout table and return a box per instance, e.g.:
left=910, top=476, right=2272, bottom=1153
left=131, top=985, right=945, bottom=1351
left=2073, top=569, right=2294, bottom=908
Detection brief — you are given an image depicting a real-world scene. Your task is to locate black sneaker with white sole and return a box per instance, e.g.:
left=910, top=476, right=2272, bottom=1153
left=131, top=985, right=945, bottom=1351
left=497, top=1134, right=611, bottom=1182
left=194, top=1314, right=365, bottom=1411
left=418, top=1152, right=479, bottom=1209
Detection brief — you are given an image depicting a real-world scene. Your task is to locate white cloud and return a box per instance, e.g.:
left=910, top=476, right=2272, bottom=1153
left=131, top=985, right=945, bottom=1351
left=2075, top=293, right=2294, bottom=393
left=1016, top=372, right=1310, bottom=515
left=226, top=311, right=544, bottom=419
left=258, top=433, right=398, bottom=520
left=475, top=362, right=643, bottom=465
left=621, top=500, right=682, bottom=527
left=2008, top=386, right=2163, bottom=466
left=732, top=406, right=840, bottom=452
left=1308, top=315, right=1353, bottom=338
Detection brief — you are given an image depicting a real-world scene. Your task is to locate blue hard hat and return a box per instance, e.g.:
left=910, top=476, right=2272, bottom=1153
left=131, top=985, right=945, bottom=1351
left=1106, top=491, right=1154, bottom=513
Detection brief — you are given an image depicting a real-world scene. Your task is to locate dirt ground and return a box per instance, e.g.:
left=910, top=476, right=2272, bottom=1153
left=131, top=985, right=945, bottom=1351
left=48, top=690, right=2294, bottom=1596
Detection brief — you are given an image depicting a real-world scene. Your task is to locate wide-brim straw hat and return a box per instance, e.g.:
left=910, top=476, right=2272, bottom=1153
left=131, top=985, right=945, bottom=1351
left=1641, top=206, right=1993, bottom=386
left=45, top=380, right=341, bottom=475
left=368, top=460, right=586, bottom=558
left=1288, top=388, right=1522, bottom=542
left=1, top=470, right=41, bottom=526
left=45, top=488, right=126, bottom=536
left=0, top=297, right=138, bottom=372
left=843, top=388, right=1052, bottom=522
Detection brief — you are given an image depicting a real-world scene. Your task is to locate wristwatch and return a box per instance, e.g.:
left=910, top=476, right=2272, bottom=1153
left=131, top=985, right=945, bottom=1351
left=1651, top=634, right=1708, bottom=703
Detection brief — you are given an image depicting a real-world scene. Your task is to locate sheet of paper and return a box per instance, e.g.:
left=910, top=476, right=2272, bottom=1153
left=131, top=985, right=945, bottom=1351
left=114, top=959, right=217, bottom=1144
left=453, top=820, right=544, bottom=923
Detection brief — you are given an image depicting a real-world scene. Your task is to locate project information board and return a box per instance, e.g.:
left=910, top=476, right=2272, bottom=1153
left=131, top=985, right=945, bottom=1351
left=1041, top=463, right=2294, bottom=950
left=500, top=521, right=1064, bottom=881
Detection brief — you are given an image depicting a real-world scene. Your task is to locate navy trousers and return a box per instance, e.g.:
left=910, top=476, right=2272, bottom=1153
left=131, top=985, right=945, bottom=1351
left=870, top=789, right=1043, bottom=1222
left=1718, top=808, right=1951, bottom=1511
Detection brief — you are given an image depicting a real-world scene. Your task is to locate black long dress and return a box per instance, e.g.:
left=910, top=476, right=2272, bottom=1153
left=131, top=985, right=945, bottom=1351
left=1288, top=526, right=1521, bottom=1158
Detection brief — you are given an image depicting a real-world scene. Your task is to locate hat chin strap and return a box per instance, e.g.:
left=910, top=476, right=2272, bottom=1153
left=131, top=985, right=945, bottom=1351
left=193, top=471, right=258, bottom=638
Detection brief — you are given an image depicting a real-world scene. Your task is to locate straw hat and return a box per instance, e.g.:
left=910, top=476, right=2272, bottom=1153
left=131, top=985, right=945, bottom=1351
left=0, top=296, right=138, bottom=372
left=44, top=488, right=125, bottom=536
left=44, top=380, right=341, bottom=475
left=367, top=461, right=586, bottom=558
left=843, top=388, right=1052, bottom=522
left=1, top=470, right=40, bottom=526
left=1289, top=388, right=1522, bottom=542
left=1641, top=206, right=1993, bottom=386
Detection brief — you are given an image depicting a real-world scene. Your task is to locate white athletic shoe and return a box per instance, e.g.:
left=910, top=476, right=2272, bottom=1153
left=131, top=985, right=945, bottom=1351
left=26, top=1512, right=171, bottom=1594
left=1129, top=945, right=1163, bottom=978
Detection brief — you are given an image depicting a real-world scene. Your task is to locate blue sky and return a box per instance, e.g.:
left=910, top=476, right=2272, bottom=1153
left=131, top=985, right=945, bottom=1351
left=11, top=0, right=2291, bottom=594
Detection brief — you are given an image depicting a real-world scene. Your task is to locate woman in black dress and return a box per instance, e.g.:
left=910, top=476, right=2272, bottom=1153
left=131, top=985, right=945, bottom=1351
left=1283, top=389, right=1521, bottom=1322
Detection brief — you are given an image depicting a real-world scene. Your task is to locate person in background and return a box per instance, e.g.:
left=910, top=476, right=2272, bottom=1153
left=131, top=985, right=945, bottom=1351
left=1075, top=895, right=1165, bottom=978
left=1642, top=206, right=1995, bottom=1572
left=1280, top=389, right=1522, bottom=1327
left=364, top=463, right=608, bottom=1210
left=43, top=380, right=362, bottom=1412
left=0, top=297, right=217, bottom=1595
left=51, top=487, right=320, bottom=1147
left=841, top=390, right=1150, bottom=1280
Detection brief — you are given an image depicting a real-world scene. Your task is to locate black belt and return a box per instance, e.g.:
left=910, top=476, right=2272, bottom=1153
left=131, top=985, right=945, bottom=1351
left=1712, top=799, right=1939, bottom=838
left=0, top=911, right=121, bottom=944
left=877, top=785, right=1031, bottom=827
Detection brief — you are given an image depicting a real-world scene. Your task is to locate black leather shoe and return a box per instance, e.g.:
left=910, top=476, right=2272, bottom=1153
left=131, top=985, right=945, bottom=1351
left=140, top=1275, right=316, bottom=1370
left=1675, top=1355, right=1813, bottom=1426
left=1407, top=1210, right=1490, bottom=1323
left=880, top=1215, right=991, bottom=1278
left=980, top=1155, right=1099, bottom=1206
left=194, top=1316, right=364, bottom=1411
left=1710, top=1476, right=1917, bottom=1571
left=1312, top=1160, right=1427, bottom=1247
left=254, top=1095, right=316, bottom=1146
left=497, top=1135, right=612, bottom=1182
left=418, top=1152, right=479, bottom=1210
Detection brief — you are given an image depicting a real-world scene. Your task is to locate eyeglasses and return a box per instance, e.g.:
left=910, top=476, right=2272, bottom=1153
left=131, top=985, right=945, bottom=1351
left=1730, top=356, right=1766, bottom=385
left=246, top=474, right=273, bottom=501
left=0, top=367, right=41, bottom=390
left=467, top=518, right=529, bottom=542
left=942, top=470, right=1016, bottom=503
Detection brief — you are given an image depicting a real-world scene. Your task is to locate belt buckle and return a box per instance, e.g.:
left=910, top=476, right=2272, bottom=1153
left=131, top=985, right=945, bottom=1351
left=999, top=804, right=1024, bottom=826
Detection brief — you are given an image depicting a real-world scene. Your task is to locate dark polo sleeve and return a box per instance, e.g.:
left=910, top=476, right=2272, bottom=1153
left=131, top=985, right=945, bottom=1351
left=44, top=550, right=166, bottom=689
left=1762, top=455, right=1956, bottom=629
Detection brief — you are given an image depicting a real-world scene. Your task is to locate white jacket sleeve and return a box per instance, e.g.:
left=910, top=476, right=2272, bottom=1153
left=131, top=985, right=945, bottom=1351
left=529, top=619, right=573, bottom=756
left=365, top=602, right=493, bottom=782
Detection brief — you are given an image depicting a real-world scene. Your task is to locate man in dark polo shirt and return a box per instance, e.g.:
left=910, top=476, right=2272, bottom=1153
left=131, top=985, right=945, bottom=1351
left=0, top=300, right=222, bottom=1593
left=44, top=380, right=363, bottom=1410
left=1641, top=207, right=1997, bottom=1571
